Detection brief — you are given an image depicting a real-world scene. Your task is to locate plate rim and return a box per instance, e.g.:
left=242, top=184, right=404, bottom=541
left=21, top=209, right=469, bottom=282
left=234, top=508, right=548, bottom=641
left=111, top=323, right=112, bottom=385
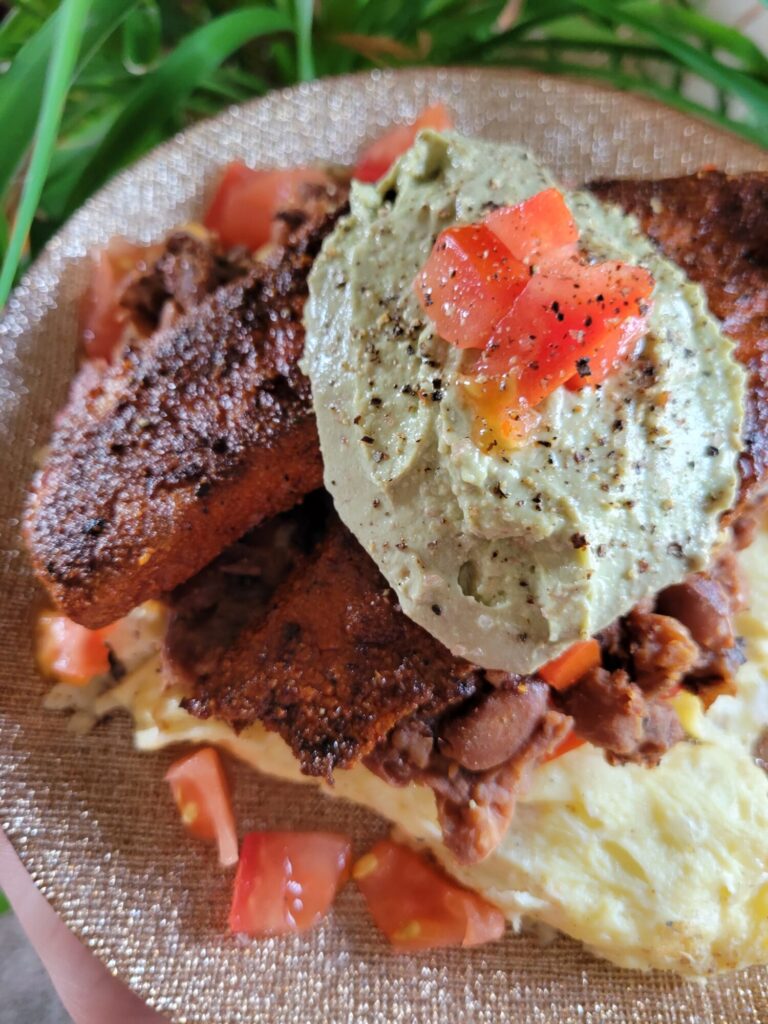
left=9, top=65, right=768, bottom=308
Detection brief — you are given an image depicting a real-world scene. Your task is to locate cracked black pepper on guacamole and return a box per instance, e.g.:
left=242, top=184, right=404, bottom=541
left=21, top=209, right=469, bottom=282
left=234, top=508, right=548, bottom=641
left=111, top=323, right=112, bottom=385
left=302, top=132, right=745, bottom=673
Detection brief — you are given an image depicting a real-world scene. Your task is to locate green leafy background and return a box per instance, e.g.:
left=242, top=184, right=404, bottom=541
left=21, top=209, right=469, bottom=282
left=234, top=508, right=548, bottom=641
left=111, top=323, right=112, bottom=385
left=2, top=0, right=768, bottom=303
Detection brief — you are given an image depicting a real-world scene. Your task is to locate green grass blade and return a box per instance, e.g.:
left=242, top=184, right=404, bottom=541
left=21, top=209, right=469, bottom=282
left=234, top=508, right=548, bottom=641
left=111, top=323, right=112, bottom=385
left=0, top=3, right=54, bottom=59
left=197, top=68, right=268, bottom=103
left=418, top=3, right=511, bottom=56
left=477, top=0, right=582, bottom=48
left=4, top=0, right=768, bottom=273
left=622, top=1, right=768, bottom=77
left=0, top=211, right=8, bottom=265
left=39, top=103, right=123, bottom=225
left=575, top=0, right=768, bottom=119
left=121, top=0, right=162, bottom=74
left=492, top=35, right=670, bottom=61
left=65, top=7, right=293, bottom=211
left=294, top=0, right=316, bottom=81
left=0, top=0, right=92, bottom=306
left=0, top=0, right=139, bottom=207
left=0, top=890, right=9, bottom=915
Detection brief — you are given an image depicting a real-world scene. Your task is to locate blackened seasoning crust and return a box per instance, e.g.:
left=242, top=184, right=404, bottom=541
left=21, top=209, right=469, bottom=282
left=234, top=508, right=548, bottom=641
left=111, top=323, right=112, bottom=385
left=24, top=183, right=348, bottom=628
left=164, top=492, right=328, bottom=688
left=182, top=518, right=483, bottom=778
left=120, top=229, right=254, bottom=334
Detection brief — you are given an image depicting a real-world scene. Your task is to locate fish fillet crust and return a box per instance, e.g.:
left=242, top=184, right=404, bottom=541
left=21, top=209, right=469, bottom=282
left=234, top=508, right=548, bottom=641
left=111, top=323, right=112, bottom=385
left=24, top=190, right=347, bottom=628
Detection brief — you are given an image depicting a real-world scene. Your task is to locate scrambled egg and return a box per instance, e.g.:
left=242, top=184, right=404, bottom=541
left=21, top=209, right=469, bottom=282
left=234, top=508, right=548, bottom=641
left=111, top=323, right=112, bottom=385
left=45, top=535, right=768, bottom=977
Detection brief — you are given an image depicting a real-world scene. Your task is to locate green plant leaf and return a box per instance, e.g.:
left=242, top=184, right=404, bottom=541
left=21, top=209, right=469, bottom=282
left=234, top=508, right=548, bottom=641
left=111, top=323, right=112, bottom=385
left=0, top=890, right=10, bottom=915
left=38, top=103, right=123, bottom=226
left=0, top=0, right=139, bottom=203
left=622, top=1, right=768, bottom=77
left=0, top=2, right=55, bottom=60
left=3, top=0, right=768, bottom=275
left=575, top=0, right=768, bottom=121
left=0, top=0, right=93, bottom=305
left=65, top=6, right=293, bottom=211
left=294, top=0, right=315, bottom=81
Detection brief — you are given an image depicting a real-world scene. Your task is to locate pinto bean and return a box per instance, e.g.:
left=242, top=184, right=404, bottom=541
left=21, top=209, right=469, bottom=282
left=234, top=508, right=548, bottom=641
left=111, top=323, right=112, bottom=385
left=437, top=681, right=549, bottom=772
left=626, top=610, right=698, bottom=695
left=555, top=666, right=683, bottom=767
left=656, top=575, right=734, bottom=651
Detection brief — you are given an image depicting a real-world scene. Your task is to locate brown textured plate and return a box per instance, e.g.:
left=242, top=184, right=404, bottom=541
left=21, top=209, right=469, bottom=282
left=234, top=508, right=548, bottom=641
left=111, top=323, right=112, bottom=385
left=3, top=68, right=768, bottom=1024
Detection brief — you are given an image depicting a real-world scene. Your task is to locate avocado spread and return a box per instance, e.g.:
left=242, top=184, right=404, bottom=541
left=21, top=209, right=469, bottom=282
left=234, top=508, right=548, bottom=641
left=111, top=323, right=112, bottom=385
left=302, top=132, right=745, bottom=673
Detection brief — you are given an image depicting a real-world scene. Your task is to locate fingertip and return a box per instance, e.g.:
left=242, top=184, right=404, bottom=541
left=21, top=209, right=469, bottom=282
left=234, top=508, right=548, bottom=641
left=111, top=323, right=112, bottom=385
left=0, top=831, right=166, bottom=1023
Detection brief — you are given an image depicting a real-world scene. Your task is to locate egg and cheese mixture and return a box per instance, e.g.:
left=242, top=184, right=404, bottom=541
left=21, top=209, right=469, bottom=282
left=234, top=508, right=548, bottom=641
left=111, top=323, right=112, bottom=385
left=44, top=528, right=768, bottom=977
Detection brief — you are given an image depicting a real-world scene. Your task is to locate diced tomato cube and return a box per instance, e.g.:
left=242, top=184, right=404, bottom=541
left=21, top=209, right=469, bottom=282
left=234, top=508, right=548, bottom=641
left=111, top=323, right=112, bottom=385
left=165, top=748, right=239, bottom=868
left=229, top=831, right=351, bottom=936
left=543, top=729, right=586, bottom=763
left=478, top=261, right=654, bottom=406
left=414, top=186, right=655, bottom=406
left=414, top=223, right=528, bottom=348
left=564, top=314, right=646, bottom=390
left=353, top=839, right=505, bottom=951
left=79, top=238, right=160, bottom=360
left=538, top=638, right=601, bottom=691
left=484, top=189, right=578, bottom=265
left=353, top=103, right=453, bottom=183
left=204, top=162, right=328, bottom=251
left=36, top=610, right=114, bottom=685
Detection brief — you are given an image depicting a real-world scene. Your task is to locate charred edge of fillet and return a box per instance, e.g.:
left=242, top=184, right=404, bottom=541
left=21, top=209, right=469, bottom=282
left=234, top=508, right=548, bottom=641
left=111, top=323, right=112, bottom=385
left=24, top=184, right=349, bottom=627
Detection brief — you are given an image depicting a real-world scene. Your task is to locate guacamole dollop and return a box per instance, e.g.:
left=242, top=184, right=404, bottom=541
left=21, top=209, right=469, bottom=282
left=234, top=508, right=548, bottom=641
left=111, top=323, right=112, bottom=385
left=303, top=132, right=744, bottom=672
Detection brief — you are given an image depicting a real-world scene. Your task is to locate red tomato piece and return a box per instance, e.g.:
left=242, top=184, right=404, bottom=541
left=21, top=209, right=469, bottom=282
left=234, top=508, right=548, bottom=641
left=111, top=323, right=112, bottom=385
left=79, top=238, right=158, bottom=360
left=165, top=748, right=239, bottom=868
left=353, top=103, right=453, bottom=182
left=204, top=162, right=328, bottom=251
left=543, top=729, right=586, bottom=763
left=538, top=638, right=601, bottom=691
left=414, top=223, right=527, bottom=348
left=478, top=261, right=654, bottom=406
left=353, top=840, right=505, bottom=951
left=229, top=831, right=351, bottom=936
left=36, top=610, right=114, bottom=685
left=484, top=189, right=578, bottom=265
left=564, top=314, right=646, bottom=390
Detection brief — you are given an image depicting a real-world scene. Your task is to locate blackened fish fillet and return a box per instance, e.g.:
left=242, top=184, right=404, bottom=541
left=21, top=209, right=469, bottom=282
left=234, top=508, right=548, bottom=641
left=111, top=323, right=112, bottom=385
left=24, top=183, right=348, bottom=628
